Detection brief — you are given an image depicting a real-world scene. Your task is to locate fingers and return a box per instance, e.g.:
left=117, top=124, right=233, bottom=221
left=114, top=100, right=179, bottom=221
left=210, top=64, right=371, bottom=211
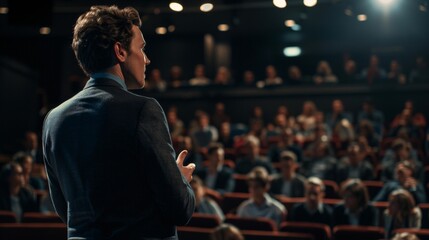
left=186, top=163, right=196, bottom=170
left=176, top=150, right=188, bottom=166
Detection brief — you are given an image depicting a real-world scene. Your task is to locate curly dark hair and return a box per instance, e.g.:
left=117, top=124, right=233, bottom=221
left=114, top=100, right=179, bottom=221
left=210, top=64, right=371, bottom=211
left=71, top=5, right=142, bottom=75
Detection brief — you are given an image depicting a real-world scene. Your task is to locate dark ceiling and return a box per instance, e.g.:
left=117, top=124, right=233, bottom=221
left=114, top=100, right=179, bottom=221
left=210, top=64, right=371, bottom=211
left=0, top=0, right=428, bottom=39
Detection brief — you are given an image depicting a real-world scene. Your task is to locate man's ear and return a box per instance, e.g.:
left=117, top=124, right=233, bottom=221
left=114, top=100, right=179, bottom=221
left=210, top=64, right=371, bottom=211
left=113, top=42, right=127, bottom=63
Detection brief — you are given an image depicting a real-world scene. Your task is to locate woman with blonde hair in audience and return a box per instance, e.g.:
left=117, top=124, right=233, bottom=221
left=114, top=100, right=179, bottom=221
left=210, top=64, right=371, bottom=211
left=384, top=189, right=421, bottom=239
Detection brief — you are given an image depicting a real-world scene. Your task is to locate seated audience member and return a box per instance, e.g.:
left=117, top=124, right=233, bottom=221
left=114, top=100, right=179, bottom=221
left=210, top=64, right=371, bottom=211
left=290, top=177, right=333, bottom=226
left=235, top=136, right=275, bottom=175
left=212, top=102, right=231, bottom=131
left=191, top=112, right=219, bottom=152
left=301, top=141, right=337, bottom=180
left=169, top=65, right=185, bottom=88
left=241, top=70, right=256, bottom=87
left=336, top=142, right=374, bottom=184
left=270, top=151, right=306, bottom=198
left=361, top=54, right=387, bottom=84
left=195, top=143, right=234, bottom=194
left=409, top=56, right=429, bottom=83
left=13, top=153, right=45, bottom=190
left=287, top=65, right=306, bottom=85
left=313, top=60, right=338, bottom=84
left=189, top=64, right=211, bottom=86
left=296, top=101, right=318, bottom=133
left=356, top=119, right=381, bottom=149
left=263, top=65, right=283, bottom=86
left=237, top=167, right=286, bottom=226
left=333, top=179, right=378, bottom=226
left=392, top=232, right=421, bottom=240
left=391, top=100, right=426, bottom=131
left=332, top=117, right=355, bottom=152
left=166, top=107, right=185, bottom=140
left=191, top=176, right=225, bottom=221
left=388, top=59, right=407, bottom=84
left=374, top=161, right=426, bottom=204
left=218, top=121, right=234, bottom=149
left=269, top=128, right=303, bottom=163
left=211, top=223, right=244, bottom=240
left=214, top=66, right=233, bottom=85
left=326, top=99, right=353, bottom=130
left=357, top=99, right=385, bottom=136
left=381, top=139, right=422, bottom=182
left=0, top=163, right=39, bottom=222
left=145, top=68, right=167, bottom=92
left=384, top=189, right=421, bottom=239
left=340, top=59, right=360, bottom=84
left=23, top=131, right=43, bottom=164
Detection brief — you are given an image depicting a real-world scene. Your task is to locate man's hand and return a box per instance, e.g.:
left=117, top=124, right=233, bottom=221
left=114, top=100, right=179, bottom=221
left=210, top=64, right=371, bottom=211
left=176, top=150, right=195, bottom=182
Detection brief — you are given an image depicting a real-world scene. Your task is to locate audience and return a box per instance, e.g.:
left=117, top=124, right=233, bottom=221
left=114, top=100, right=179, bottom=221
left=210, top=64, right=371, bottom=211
left=189, top=64, right=211, bottom=86
left=235, top=135, right=275, bottom=175
left=237, top=167, right=286, bottom=226
left=384, top=189, right=421, bottom=239
left=333, top=179, right=378, bottom=226
left=336, top=142, right=375, bottom=184
left=313, top=60, right=338, bottom=84
left=0, top=163, right=39, bottom=222
left=191, top=176, right=225, bottom=221
left=361, top=54, right=387, bottom=84
left=195, top=143, right=235, bottom=194
left=290, top=177, right=333, bottom=226
left=211, top=224, right=244, bottom=240
left=13, top=153, right=45, bottom=190
left=263, top=65, right=283, bottom=86
left=270, top=151, right=306, bottom=197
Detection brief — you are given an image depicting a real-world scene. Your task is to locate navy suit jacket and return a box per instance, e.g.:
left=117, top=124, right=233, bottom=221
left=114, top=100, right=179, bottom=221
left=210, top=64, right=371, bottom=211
left=42, top=78, right=195, bottom=240
left=333, top=203, right=379, bottom=226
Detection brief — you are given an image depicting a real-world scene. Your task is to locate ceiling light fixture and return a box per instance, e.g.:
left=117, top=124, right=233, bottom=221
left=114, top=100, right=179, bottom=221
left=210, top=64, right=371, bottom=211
left=200, top=3, right=214, bottom=12
left=273, top=0, right=287, bottom=9
left=303, top=0, right=317, bottom=7
left=169, top=2, right=184, bottom=12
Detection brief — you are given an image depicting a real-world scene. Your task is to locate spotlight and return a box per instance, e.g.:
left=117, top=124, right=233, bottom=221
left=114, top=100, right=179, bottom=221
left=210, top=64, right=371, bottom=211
left=357, top=14, right=367, bottom=21
left=303, top=0, right=317, bottom=7
left=169, top=2, right=183, bottom=12
left=273, top=0, right=287, bottom=9
left=200, top=3, right=213, bottom=12
left=283, top=47, right=302, bottom=57
left=218, top=24, right=229, bottom=32
left=156, top=27, right=167, bottom=35
left=377, top=0, right=394, bottom=6
left=284, top=20, right=295, bottom=27
left=39, top=27, right=51, bottom=35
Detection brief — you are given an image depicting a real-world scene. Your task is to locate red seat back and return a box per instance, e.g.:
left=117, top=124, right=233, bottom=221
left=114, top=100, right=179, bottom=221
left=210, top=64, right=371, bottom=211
left=333, top=225, right=385, bottom=240
left=225, top=215, right=277, bottom=231
left=280, top=221, right=331, bottom=240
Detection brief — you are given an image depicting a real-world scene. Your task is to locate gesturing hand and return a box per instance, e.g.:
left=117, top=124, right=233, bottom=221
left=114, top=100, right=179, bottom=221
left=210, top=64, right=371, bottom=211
left=176, top=150, right=196, bottom=183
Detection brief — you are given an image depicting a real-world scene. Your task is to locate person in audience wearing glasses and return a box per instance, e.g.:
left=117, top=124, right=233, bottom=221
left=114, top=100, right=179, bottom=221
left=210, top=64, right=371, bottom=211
left=191, top=176, right=225, bottom=221
left=290, top=177, right=333, bottom=226
left=335, top=142, right=375, bottom=184
left=384, top=189, right=421, bottom=239
left=374, top=160, right=426, bottom=205
left=270, top=151, right=306, bottom=198
left=333, top=179, right=378, bottom=226
left=195, top=143, right=235, bottom=194
left=237, top=167, right=286, bottom=226
left=0, top=163, right=38, bottom=222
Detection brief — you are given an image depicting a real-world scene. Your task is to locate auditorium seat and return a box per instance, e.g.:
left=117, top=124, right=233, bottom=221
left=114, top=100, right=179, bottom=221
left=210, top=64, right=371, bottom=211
left=187, top=213, right=221, bottom=228
left=394, top=228, right=429, bottom=240
left=333, top=225, right=385, bottom=240
left=232, top=174, right=249, bottom=193
left=241, top=229, right=314, bottom=240
left=225, top=214, right=277, bottom=231
left=204, top=187, right=223, bottom=206
left=177, top=226, right=213, bottom=240
left=419, top=203, right=429, bottom=228
left=280, top=221, right=331, bottom=240
left=0, top=211, right=17, bottom=223
left=0, top=223, right=66, bottom=240
left=22, top=212, right=63, bottom=223
left=221, top=192, right=249, bottom=214
left=373, top=201, right=389, bottom=226
left=362, top=180, right=384, bottom=200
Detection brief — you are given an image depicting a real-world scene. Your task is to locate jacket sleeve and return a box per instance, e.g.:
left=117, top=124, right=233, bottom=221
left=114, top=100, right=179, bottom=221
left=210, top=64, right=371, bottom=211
left=42, top=113, right=67, bottom=223
left=137, top=98, right=195, bottom=225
